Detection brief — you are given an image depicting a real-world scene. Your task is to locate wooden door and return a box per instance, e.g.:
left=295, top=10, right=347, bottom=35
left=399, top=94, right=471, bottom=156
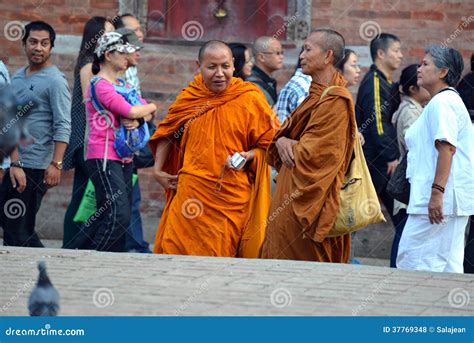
left=147, top=0, right=289, bottom=43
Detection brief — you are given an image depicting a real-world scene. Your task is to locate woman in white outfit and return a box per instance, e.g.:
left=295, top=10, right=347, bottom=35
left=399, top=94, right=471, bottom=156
left=397, top=45, right=474, bottom=273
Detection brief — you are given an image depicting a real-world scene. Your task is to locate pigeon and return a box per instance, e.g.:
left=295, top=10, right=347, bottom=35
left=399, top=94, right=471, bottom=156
left=0, top=84, right=31, bottom=164
left=28, top=261, right=60, bottom=316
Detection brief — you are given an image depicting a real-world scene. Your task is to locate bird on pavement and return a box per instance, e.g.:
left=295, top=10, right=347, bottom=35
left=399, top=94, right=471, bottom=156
left=28, top=261, right=60, bottom=316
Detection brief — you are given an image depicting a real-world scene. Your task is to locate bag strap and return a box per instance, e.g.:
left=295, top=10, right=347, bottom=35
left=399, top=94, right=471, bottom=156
left=319, top=85, right=340, bottom=101
left=319, top=86, right=361, bottom=178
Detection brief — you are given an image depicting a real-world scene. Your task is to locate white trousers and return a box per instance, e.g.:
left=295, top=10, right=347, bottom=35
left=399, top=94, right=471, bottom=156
left=396, top=214, right=468, bottom=273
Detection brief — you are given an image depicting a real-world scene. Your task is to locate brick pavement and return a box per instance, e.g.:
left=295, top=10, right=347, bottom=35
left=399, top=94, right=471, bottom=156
left=0, top=247, right=472, bottom=316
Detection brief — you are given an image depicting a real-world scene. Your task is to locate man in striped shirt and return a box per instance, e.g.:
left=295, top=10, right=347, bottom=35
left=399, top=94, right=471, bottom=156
left=275, top=65, right=312, bottom=124
left=355, top=33, right=402, bottom=223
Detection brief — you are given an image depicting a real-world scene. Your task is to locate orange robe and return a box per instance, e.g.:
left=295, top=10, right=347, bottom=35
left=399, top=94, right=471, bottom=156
left=260, top=72, right=356, bottom=262
left=149, top=74, right=277, bottom=257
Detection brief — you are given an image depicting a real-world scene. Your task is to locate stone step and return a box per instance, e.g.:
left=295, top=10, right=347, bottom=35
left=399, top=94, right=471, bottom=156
left=1, top=246, right=471, bottom=316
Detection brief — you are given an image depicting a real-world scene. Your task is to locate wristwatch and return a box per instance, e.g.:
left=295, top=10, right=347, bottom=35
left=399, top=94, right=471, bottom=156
left=10, top=160, right=24, bottom=169
left=50, top=160, right=63, bottom=170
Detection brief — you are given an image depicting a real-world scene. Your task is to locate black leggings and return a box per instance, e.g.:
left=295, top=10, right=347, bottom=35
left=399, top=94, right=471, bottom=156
left=63, top=149, right=88, bottom=248
left=68, top=159, right=133, bottom=252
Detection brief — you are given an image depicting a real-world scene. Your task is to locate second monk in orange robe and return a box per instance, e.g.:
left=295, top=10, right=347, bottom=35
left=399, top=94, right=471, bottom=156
left=149, top=41, right=277, bottom=257
left=260, top=29, right=357, bottom=263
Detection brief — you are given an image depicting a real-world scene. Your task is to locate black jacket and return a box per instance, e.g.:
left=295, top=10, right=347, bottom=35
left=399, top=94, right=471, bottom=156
left=355, top=64, right=399, bottom=164
left=247, top=65, right=278, bottom=106
left=457, top=72, right=474, bottom=121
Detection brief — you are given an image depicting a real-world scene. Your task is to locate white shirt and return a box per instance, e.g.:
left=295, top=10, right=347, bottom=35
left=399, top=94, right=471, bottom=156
left=405, top=87, right=474, bottom=216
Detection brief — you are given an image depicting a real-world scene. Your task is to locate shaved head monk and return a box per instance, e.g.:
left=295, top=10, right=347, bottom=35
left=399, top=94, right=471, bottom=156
left=260, top=29, right=357, bottom=262
left=149, top=40, right=277, bottom=257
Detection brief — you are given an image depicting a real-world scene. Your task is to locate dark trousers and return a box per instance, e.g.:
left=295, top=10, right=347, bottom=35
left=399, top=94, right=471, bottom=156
left=0, top=168, right=47, bottom=247
left=464, top=216, right=474, bottom=274
left=390, top=209, right=408, bottom=267
left=63, top=149, right=88, bottom=248
left=70, top=159, right=133, bottom=252
left=368, top=162, right=395, bottom=217
left=125, top=180, right=151, bottom=252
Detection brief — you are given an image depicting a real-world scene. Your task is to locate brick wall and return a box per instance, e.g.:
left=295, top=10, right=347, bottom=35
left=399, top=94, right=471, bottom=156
left=312, top=0, right=473, bottom=69
left=1, top=0, right=473, bottom=243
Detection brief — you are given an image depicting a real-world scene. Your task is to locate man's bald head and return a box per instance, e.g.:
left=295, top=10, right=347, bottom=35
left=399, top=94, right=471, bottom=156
left=198, top=40, right=233, bottom=63
left=252, top=36, right=283, bottom=74
left=253, top=36, right=274, bottom=55
left=309, top=29, right=345, bottom=66
left=197, top=40, right=234, bottom=94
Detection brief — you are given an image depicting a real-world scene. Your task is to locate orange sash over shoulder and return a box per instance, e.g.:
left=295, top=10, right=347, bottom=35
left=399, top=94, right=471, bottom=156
left=149, top=74, right=277, bottom=257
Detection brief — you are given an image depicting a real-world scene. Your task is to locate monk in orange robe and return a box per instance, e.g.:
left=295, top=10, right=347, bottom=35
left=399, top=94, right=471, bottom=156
left=260, top=29, right=357, bottom=262
left=149, top=40, right=277, bottom=257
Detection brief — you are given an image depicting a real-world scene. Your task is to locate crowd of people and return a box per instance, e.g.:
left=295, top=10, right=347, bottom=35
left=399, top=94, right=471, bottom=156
left=0, top=15, right=473, bottom=274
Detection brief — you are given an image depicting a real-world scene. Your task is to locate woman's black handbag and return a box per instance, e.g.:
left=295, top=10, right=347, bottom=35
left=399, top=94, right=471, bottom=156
left=133, top=121, right=156, bottom=169
left=387, top=153, right=410, bottom=205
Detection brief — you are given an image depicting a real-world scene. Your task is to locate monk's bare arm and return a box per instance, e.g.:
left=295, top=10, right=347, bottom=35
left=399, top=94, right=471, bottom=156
left=428, top=140, right=456, bottom=224
left=153, top=139, right=178, bottom=190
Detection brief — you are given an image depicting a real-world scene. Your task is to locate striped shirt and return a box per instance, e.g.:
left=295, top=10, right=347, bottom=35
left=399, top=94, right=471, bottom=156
left=275, top=68, right=312, bottom=124
left=124, top=65, right=141, bottom=96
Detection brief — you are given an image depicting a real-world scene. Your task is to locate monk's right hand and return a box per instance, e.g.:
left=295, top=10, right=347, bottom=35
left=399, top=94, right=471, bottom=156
left=154, top=170, right=178, bottom=190
left=276, top=137, right=298, bottom=168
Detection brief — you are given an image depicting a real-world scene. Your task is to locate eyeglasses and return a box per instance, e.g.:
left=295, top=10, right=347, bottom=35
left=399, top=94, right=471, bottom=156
left=260, top=51, right=284, bottom=56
